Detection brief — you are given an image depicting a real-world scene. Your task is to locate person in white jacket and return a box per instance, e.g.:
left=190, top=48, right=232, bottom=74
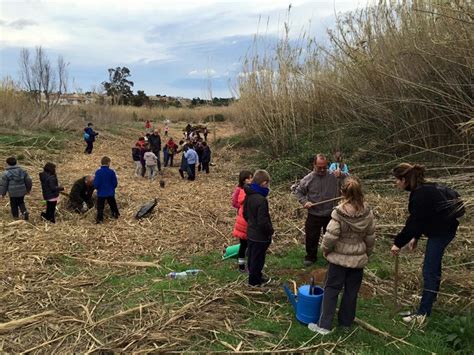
left=143, top=148, right=158, bottom=180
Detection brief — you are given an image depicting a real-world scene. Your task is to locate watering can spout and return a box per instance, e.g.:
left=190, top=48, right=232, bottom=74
left=283, top=282, right=297, bottom=311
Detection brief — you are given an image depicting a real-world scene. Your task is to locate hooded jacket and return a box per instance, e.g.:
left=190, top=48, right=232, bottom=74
left=0, top=165, right=33, bottom=198
left=321, top=204, right=375, bottom=269
left=232, top=187, right=248, bottom=239
left=39, top=172, right=64, bottom=200
left=243, top=185, right=274, bottom=242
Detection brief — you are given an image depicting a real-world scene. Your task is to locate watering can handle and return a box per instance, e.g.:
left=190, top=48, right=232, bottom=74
left=283, top=281, right=298, bottom=311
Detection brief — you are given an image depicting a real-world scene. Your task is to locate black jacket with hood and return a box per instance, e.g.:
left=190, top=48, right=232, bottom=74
left=243, top=185, right=274, bottom=243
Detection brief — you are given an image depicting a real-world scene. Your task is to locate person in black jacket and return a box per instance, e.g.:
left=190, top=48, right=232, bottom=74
left=390, top=163, right=459, bottom=323
left=39, top=162, right=64, bottom=223
left=243, top=169, right=274, bottom=286
left=68, top=175, right=95, bottom=213
left=200, top=142, right=211, bottom=174
left=148, top=129, right=162, bottom=172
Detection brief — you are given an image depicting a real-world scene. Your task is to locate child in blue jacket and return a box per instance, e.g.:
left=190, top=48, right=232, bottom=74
left=94, top=156, right=119, bottom=224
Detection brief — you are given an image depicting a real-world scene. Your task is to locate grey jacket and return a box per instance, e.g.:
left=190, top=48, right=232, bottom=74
left=293, top=171, right=342, bottom=217
left=0, top=165, right=33, bottom=198
left=322, top=205, right=376, bottom=269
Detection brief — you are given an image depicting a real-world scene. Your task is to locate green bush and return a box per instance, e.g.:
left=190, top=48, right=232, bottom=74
left=434, top=314, right=473, bottom=354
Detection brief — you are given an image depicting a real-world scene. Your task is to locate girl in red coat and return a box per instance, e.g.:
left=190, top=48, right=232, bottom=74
left=232, top=170, right=253, bottom=272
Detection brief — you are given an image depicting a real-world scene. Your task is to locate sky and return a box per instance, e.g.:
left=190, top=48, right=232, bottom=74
left=0, top=0, right=370, bottom=98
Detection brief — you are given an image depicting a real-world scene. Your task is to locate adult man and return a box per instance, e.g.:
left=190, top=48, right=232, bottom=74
left=94, top=156, right=119, bottom=224
left=183, top=144, right=199, bottom=181
left=294, top=154, right=346, bottom=266
left=84, top=123, right=99, bottom=154
left=148, top=129, right=162, bottom=172
left=68, top=175, right=95, bottom=213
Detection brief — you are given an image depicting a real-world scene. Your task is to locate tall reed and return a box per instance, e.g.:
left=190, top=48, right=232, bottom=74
left=237, top=1, right=473, bottom=160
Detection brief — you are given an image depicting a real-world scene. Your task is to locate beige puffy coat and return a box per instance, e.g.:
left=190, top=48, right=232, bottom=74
left=321, top=204, right=376, bottom=269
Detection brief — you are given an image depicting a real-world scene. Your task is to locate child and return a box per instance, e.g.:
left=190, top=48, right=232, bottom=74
left=243, top=170, right=274, bottom=286
left=232, top=170, right=253, bottom=272
left=39, top=162, right=64, bottom=223
left=0, top=157, right=32, bottom=220
left=329, top=151, right=349, bottom=174
left=132, top=144, right=141, bottom=177
left=164, top=123, right=169, bottom=137
left=177, top=140, right=188, bottom=179
left=308, top=177, right=375, bottom=334
left=94, top=156, right=119, bottom=224
left=164, top=137, right=178, bottom=167
left=143, top=147, right=158, bottom=180
left=84, top=122, right=99, bottom=154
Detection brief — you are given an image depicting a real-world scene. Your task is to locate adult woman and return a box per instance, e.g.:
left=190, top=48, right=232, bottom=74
left=391, top=163, right=459, bottom=323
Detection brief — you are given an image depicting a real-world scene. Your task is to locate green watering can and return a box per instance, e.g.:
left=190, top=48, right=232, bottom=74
left=222, top=244, right=240, bottom=260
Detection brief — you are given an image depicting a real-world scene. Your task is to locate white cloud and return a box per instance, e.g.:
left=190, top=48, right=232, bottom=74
left=188, top=69, right=217, bottom=77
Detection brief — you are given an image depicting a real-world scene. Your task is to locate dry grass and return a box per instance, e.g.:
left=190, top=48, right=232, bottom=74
left=0, top=121, right=472, bottom=352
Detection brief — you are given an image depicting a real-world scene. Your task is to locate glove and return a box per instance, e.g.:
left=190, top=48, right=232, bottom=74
left=81, top=202, right=88, bottom=213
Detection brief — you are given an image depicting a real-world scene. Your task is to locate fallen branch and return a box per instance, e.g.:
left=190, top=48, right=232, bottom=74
left=69, top=256, right=160, bottom=269
left=0, top=310, right=55, bottom=333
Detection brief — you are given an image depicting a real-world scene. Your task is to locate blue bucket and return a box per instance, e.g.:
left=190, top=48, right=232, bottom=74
left=297, top=285, right=324, bottom=324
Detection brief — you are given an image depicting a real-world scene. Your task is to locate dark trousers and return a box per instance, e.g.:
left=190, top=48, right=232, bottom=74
left=96, top=196, right=119, bottom=222
left=187, top=164, right=196, bottom=181
left=319, top=263, right=363, bottom=330
left=202, top=161, right=210, bottom=174
left=41, top=201, right=57, bottom=223
left=85, top=141, right=93, bottom=154
left=10, top=196, right=27, bottom=218
left=238, top=239, right=248, bottom=259
left=152, top=150, right=162, bottom=171
left=140, top=161, right=146, bottom=177
left=165, top=154, right=174, bottom=167
left=248, top=240, right=271, bottom=286
left=418, top=234, right=455, bottom=316
left=305, top=214, right=331, bottom=262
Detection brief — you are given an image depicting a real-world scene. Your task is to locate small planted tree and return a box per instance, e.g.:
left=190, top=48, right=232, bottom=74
left=102, top=67, right=134, bottom=105
left=19, top=46, right=68, bottom=123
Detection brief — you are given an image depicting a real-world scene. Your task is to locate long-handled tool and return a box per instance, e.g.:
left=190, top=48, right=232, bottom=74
left=299, top=196, right=343, bottom=209
left=393, top=253, right=400, bottom=313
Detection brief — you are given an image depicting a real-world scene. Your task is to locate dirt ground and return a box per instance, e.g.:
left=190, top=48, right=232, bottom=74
left=0, top=122, right=472, bottom=352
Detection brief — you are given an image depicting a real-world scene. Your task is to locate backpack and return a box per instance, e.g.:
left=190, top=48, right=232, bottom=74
left=83, top=132, right=90, bottom=141
left=435, top=184, right=465, bottom=219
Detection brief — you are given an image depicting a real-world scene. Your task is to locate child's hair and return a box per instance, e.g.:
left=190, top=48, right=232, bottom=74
left=6, top=157, right=17, bottom=166
left=340, top=177, right=365, bottom=213
left=87, top=122, right=93, bottom=127
left=179, top=140, right=184, bottom=145
left=252, top=170, right=271, bottom=185
left=138, top=136, right=145, bottom=141
left=392, top=163, right=426, bottom=191
left=43, top=162, right=56, bottom=175
left=101, top=156, right=111, bottom=166
left=202, top=141, right=208, bottom=147
left=238, top=170, right=253, bottom=188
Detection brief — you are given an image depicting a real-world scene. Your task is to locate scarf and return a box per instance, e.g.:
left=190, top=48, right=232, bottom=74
left=250, top=183, right=270, bottom=197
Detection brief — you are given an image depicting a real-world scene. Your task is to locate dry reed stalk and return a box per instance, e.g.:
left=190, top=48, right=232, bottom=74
left=0, top=311, right=55, bottom=333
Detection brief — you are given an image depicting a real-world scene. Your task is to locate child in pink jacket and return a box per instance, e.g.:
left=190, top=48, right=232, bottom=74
left=232, top=170, right=253, bottom=272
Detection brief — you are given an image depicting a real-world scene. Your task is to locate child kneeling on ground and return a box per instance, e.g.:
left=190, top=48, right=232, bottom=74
left=309, top=177, right=375, bottom=334
left=243, top=169, right=274, bottom=286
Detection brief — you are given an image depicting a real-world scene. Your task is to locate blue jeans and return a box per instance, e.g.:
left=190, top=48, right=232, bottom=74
left=418, top=234, right=455, bottom=316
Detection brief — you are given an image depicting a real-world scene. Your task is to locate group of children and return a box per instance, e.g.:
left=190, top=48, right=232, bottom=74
left=230, top=151, right=372, bottom=335
left=133, top=124, right=212, bottom=181
left=0, top=156, right=119, bottom=225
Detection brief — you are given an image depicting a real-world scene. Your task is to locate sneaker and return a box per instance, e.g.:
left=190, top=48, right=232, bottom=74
left=304, top=260, right=315, bottom=267
left=96, top=220, right=103, bottom=224
left=22, top=212, right=29, bottom=221
left=308, top=323, right=332, bottom=335
left=398, top=310, right=413, bottom=317
left=402, top=314, right=426, bottom=324
left=238, top=264, right=247, bottom=273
